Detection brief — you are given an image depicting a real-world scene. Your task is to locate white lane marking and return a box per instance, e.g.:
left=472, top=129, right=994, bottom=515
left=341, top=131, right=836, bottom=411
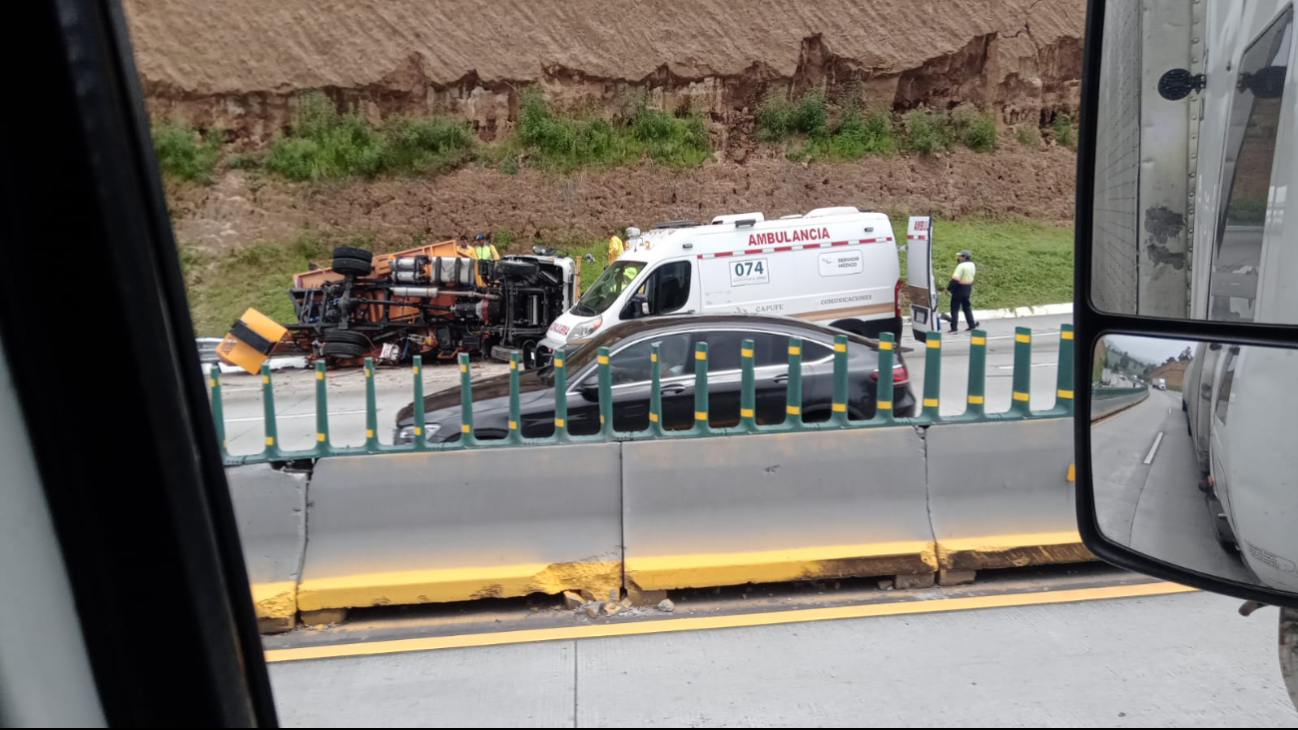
left=1143, top=432, right=1165, bottom=465
left=996, top=363, right=1058, bottom=369
left=223, top=409, right=368, bottom=423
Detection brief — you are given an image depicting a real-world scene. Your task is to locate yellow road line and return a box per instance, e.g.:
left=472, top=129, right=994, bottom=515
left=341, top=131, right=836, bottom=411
left=265, top=582, right=1195, bottom=664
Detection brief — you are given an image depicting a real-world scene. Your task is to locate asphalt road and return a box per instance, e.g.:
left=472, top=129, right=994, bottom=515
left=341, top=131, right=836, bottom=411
left=1091, top=389, right=1256, bottom=585
left=210, top=313, right=1073, bottom=456
left=267, top=589, right=1298, bottom=727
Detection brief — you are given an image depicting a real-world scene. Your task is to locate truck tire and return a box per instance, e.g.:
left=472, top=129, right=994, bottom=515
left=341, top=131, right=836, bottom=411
left=324, top=329, right=369, bottom=347
left=332, top=256, right=372, bottom=277
left=323, top=341, right=364, bottom=359
left=332, top=246, right=373, bottom=264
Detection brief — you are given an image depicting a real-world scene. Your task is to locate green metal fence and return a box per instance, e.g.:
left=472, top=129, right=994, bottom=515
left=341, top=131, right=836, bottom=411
left=215, top=324, right=1076, bottom=465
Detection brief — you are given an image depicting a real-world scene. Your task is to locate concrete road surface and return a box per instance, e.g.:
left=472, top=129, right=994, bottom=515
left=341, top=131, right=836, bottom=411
left=268, top=590, right=1298, bottom=727
left=210, top=313, right=1073, bottom=457
left=1091, top=389, right=1256, bottom=585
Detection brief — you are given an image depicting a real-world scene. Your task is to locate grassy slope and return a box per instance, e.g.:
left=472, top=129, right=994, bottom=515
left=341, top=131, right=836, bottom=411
left=180, top=218, right=1072, bottom=336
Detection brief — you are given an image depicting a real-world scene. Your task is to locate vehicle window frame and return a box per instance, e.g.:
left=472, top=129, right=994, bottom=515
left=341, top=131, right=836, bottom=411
left=1214, top=346, right=1240, bottom=425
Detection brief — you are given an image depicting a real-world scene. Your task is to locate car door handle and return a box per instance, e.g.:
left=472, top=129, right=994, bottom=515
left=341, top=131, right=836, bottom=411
left=661, top=384, right=687, bottom=395
left=773, top=374, right=789, bottom=384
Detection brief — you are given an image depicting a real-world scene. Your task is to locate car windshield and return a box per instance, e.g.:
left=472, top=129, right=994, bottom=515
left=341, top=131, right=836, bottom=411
left=573, top=260, right=645, bottom=316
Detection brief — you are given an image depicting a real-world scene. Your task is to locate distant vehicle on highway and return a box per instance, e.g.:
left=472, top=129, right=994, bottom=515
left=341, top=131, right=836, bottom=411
left=394, top=315, right=916, bottom=443
left=1153, top=377, right=1167, bottom=390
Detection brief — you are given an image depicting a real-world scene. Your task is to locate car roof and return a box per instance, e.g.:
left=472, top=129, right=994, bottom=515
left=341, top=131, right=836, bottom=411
left=589, top=314, right=882, bottom=349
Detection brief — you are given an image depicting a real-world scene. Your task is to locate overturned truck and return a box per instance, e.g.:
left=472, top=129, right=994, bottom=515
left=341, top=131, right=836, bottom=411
left=217, top=240, right=579, bottom=373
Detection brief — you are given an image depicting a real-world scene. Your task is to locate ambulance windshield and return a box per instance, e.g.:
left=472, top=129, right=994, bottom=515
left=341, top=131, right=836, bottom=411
left=573, top=260, right=645, bottom=316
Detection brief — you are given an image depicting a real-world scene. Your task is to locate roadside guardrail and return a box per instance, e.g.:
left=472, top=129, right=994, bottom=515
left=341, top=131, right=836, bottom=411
left=212, top=325, right=1075, bottom=465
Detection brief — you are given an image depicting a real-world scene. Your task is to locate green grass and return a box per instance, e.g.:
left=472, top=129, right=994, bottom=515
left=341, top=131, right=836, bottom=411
left=264, top=91, right=477, bottom=181
left=516, top=88, right=710, bottom=171
left=1015, top=125, right=1041, bottom=148
left=1050, top=113, right=1077, bottom=150
left=893, top=215, right=1074, bottom=310
left=152, top=122, right=221, bottom=183
left=903, top=110, right=954, bottom=156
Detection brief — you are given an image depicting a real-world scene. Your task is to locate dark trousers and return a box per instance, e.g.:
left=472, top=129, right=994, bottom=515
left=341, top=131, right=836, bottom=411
left=950, top=290, right=974, bottom=330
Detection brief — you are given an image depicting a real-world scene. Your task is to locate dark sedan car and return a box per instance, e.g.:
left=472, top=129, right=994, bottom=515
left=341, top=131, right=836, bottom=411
left=394, top=315, right=915, bottom=443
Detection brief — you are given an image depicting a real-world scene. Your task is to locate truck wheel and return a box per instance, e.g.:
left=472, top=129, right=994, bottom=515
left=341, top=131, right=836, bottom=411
left=332, top=256, right=372, bottom=276
left=322, top=341, right=364, bottom=359
left=324, top=329, right=368, bottom=347
left=332, top=246, right=373, bottom=264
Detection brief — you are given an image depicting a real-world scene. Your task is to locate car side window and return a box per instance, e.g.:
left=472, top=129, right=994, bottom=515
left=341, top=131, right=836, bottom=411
left=1209, top=8, right=1293, bottom=322
left=1214, top=347, right=1239, bottom=424
left=584, top=333, right=692, bottom=386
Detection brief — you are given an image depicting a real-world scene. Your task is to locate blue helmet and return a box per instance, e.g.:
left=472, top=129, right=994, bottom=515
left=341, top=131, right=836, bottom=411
left=475, top=234, right=486, bottom=241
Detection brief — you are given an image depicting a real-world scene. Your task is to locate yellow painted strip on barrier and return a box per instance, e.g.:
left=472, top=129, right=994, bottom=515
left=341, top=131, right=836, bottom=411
left=262, top=375, right=270, bottom=384
left=317, top=433, right=327, bottom=442
left=1068, top=464, right=1076, bottom=482
left=927, top=339, right=941, bottom=349
left=1013, top=392, right=1030, bottom=402
left=265, top=436, right=275, bottom=446
left=877, top=400, right=892, bottom=409
left=788, top=346, right=802, bottom=356
left=210, top=378, right=216, bottom=388
left=879, top=341, right=893, bottom=351
left=1015, top=334, right=1031, bottom=343
left=741, top=408, right=755, bottom=418
left=510, top=361, right=517, bottom=371
left=937, top=531, right=1085, bottom=556
left=413, top=427, right=422, bottom=437
left=555, top=418, right=566, bottom=428
left=787, top=405, right=801, bottom=415
left=971, top=337, right=986, bottom=346
left=555, top=358, right=564, bottom=368
left=1061, top=330, right=1075, bottom=340
left=742, top=348, right=754, bottom=358
left=695, top=411, right=708, bottom=421
left=649, top=412, right=659, bottom=423
left=412, top=366, right=420, bottom=375
left=834, top=342, right=847, bottom=353
left=509, top=420, right=518, bottom=431
left=968, top=395, right=985, bottom=405
left=598, top=355, right=609, bottom=365
left=316, top=371, right=324, bottom=381
left=600, top=415, right=605, bottom=425
left=366, top=368, right=372, bottom=378
left=459, top=364, right=467, bottom=373
left=651, top=353, right=658, bottom=363
left=296, top=561, right=622, bottom=614
left=267, top=582, right=1195, bottom=663
left=461, top=424, right=471, bottom=434
left=923, top=398, right=939, bottom=408
left=695, top=351, right=707, bottom=361
left=366, top=429, right=375, bottom=438
left=832, top=403, right=847, bottom=413
left=627, top=541, right=938, bottom=592
left=1058, top=389, right=1074, bottom=399
left=250, top=581, right=298, bottom=623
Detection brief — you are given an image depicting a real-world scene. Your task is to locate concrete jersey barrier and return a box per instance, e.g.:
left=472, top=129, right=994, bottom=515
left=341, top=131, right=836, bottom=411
left=296, top=443, right=623, bottom=617
left=926, top=418, right=1090, bottom=576
left=621, top=427, right=937, bottom=595
left=225, top=464, right=308, bottom=632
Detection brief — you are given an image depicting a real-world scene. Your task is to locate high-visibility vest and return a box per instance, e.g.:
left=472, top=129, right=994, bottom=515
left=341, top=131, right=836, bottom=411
left=607, top=235, right=624, bottom=264
left=475, top=244, right=496, bottom=260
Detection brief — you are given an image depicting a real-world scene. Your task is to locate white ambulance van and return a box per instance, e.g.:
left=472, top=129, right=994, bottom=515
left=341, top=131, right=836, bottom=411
left=538, top=207, right=902, bottom=358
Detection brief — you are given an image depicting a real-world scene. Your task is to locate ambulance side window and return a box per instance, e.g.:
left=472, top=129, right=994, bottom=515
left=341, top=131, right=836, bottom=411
left=645, top=261, right=692, bottom=315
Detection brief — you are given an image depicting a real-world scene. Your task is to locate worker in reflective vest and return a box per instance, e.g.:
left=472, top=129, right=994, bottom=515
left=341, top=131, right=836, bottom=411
left=607, top=234, right=625, bottom=264
left=474, top=234, right=500, bottom=261
left=455, top=235, right=477, bottom=259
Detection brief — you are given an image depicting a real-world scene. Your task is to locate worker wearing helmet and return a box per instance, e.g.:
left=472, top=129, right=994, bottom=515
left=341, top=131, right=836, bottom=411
left=474, top=233, right=500, bottom=261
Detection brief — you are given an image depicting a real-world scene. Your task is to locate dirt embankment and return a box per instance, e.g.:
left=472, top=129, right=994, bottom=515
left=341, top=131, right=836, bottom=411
left=124, top=0, right=1085, bottom=145
left=169, top=146, right=1076, bottom=253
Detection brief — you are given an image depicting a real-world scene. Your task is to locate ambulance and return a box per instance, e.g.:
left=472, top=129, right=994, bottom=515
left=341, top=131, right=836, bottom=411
left=538, top=207, right=903, bottom=359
